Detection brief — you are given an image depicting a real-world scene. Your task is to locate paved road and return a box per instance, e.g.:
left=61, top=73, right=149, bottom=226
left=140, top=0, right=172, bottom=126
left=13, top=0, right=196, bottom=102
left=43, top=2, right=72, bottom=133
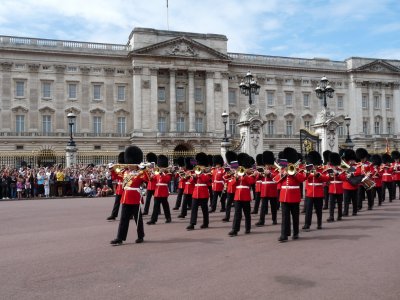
left=1, top=196, right=400, bottom=300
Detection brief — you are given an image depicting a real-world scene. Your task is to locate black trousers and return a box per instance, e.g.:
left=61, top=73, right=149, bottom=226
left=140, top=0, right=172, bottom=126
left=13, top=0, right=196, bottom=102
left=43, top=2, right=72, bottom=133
left=189, top=198, right=209, bottom=226
left=210, top=191, right=224, bottom=211
left=117, top=203, right=144, bottom=241
left=394, top=181, right=400, bottom=199
left=151, top=197, right=171, bottom=222
left=373, top=187, right=383, bottom=205
left=382, top=182, right=395, bottom=202
left=220, top=191, right=227, bottom=211
left=143, top=190, right=154, bottom=214
left=344, top=189, right=358, bottom=215
left=208, top=187, right=213, bottom=205
left=259, top=197, right=278, bottom=224
left=180, top=193, right=192, bottom=217
left=174, top=188, right=184, bottom=209
left=252, top=192, right=261, bottom=213
left=323, top=185, right=329, bottom=209
left=358, top=185, right=373, bottom=209
left=280, top=202, right=299, bottom=238
left=110, top=194, right=122, bottom=218
left=329, top=193, right=343, bottom=220
left=304, top=197, right=323, bottom=227
left=232, top=201, right=251, bottom=232
left=224, top=193, right=235, bottom=221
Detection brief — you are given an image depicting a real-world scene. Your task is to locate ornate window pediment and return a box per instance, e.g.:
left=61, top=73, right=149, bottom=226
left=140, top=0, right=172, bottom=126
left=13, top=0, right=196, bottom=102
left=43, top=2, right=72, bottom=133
left=114, top=108, right=129, bottom=115
left=11, top=105, right=28, bottom=113
left=354, top=60, right=400, bottom=73
left=89, top=108, right=105, bottom=114
left=64, top=107, right=81, bottom=114
left=38, top=106, right=55, bottom=113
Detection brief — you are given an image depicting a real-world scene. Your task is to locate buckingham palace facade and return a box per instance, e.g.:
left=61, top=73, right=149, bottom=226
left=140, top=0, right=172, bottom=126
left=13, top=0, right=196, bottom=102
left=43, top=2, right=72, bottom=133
left=0, top=27, right=399, bottom=154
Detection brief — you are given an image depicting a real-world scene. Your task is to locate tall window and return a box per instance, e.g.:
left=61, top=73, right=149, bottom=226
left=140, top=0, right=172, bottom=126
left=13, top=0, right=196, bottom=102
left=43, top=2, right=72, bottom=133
left=229, top=89, right=236, bottom=105
left=158, top=87, right=166, bottom=102
left=117, top=86, right=125, bottom=101
left=93, top=116, right=102, bottom=134
left=158, top=116, right=166, bottom=132
left=387, top=120, right=393, bottom=134
left=267, top=120, right=274, bottom=135
left=386, top=96, right=392, bottom=109
left=374, top=95, right=380, bottom=109
left=286, top=120, right=293, bottom=136
left=117, top=117, right=126, bottom=135
left=363, top=121, right=368, bottom=134
left=16, top=115, right=25, bottom=133
left=42, top=82, right=51, bottom=98
left=42, top=115, right=52, bottom=134
left=374, top=121, right=381, bottom=134
left=229, top=118, right=236, bottom=135
left=195, top=87, right=203, bottom=102
left=93, top=85, right=102, bottom=100
left=337, top=95, right=344, bottom=109
left=68, top=83, right=77, bottom=99
left=267, top=91, right=274, bottom=106
left=303, top=94, right=310, bottom=107
left=177, top=117, right=185, bottom=132
left=362, top=94, right=368, bottom=109
left=285, top=93, right=293, bottom=106
left=304, top=121, right=311, bottom=131
left=338, top=123, right=344, bottom=137
left=195, top=117, right=203, bottom=132
left=16, top=81, right=25, bottom=97
left=176, top=87, right=185, bottom=102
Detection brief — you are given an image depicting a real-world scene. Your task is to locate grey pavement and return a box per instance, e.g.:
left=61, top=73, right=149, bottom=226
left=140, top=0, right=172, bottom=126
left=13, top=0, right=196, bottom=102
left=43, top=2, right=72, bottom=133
left=1, top=196, right=400, bottom=300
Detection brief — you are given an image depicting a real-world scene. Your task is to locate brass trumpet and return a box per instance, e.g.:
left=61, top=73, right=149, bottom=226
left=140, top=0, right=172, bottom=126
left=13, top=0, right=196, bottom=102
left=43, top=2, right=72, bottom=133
left=236, top=166, right=246, bottom=177
left=194, top=166, right=212, bottom=175
left=113, top=163, right=139, bottom=173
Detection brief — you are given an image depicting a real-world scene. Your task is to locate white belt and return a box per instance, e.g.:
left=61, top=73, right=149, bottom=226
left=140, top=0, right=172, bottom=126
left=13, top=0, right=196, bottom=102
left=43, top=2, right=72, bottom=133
left=308, top=183, right=324, bottom=186
left=117, top=182, right=122, bottom=185
left=262, top=181, right=276, bottom=184
left=330, top=181, right=343, bottom=184
left=124, top=187, right=141, bottom=191
left=214, top=180, right=224, bottom=184
left=236, top=185, right=250, bottom=189
left=156, top=183, right=168, bottom=186
left=281, top=186, right=300, bottom=190
left=185, top=182, right=192, bottom=185
left=383, top=173, right=391, bottom=176
left=256, top=180, right=262, bottom=183
left=195, top=184, right=207, bottom=187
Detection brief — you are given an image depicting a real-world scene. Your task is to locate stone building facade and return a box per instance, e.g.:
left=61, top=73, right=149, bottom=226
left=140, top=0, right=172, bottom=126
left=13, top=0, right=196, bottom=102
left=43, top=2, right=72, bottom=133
left=0, top=27, right=399, bottom=155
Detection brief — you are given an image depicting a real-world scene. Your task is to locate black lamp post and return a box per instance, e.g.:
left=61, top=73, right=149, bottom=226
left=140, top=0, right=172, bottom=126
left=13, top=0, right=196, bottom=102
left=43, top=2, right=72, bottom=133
left=222, top=111, right=229, bottom=142
left=315, top=75, right=335, bottom=109
left=67, top=112, right=76, bottom=147
left=344, top=116, right=354, bottom=149
left=239, top=71, right=260, bottom=105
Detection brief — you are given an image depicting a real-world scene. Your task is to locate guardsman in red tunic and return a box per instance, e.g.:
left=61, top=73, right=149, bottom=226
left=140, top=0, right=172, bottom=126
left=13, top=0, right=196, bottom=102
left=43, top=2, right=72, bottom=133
left=303, top=151, right=330, bottom=230
left=229, top=153, right=256, bottom=236
left=178, top=157, right=194, bottom=218
left=107, top=151, right=125, bottom=221
left=251, top=154, right=264, bottom=215
left=187, top=153, right=212, bottom=230
left=222, top=151, right=238, bottom=222
left=173, top=157, right=185, bottom=210
left=147, top=155, right=172, bottom=225
left=110, top=146, right=149, bottom=245
left=343, top=149, right=362, bottom=216
left=274, top=147, right=306, bottom=242
left=256, top=151, right=278, bottom=226
left=326, top=152, right=347, bottom=222
left=143, top=152, right=157, bottom=215
left=210, top=155, right=226, bottom=213
left=392, top=151, right=400, bottom=200
left=356, top=148, right=373, bottom=211
left=322, top=150, right=332, bottom=210
left=381, top=153, right=394, bottom=202
left=370, top=154, right=384, bottom=206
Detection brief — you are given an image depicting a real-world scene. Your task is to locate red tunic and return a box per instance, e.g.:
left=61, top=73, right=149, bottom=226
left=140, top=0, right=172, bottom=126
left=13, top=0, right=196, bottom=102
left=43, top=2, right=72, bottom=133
left=211, top=167, right=225, bottom=192
left=392, top=162, right=400, bottom=181
left=260, top=167, right=278, bottom=198
left=305, top=167, right=330, bottom=198
left=154, top=173, right=172, bottom=198
left=111, top=170, right=124, bottom=196
left=147, top=174, right=157, bottom=191
left=274, top=172, right=306, bottom=203
left=342, top=162, right=362, bottom=191
left=192, top=173, right=211, bottom=199
left=371, top=165, right=383, bottom=188
left=233, top=175, right=256, bottom=201
left=224, top=173, right=237, bottom=194
left=328, top=167, right=347, bottom=194
left=120, top=170, right=149, bottom=205
left=382, top=165, right=394, bottom=182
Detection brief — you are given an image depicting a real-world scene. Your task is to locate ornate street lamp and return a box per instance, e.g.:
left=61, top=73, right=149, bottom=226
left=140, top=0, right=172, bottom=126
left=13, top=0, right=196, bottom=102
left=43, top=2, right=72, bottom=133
left=315, top=75, right=335, bottom=109
left=344, top=116, right=354, bottom=149
left=221, top=111, right=229, bottom=142
left=67, top=111, right=76, bottom=147
left=239, top=71, right=260, bottom=105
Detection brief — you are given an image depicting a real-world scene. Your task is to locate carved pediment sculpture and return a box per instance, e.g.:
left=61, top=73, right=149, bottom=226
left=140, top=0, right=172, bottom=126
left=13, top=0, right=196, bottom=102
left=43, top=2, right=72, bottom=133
left=355, top=60, right=400, bottom=73
left=168, top=41, right=198, bottom=57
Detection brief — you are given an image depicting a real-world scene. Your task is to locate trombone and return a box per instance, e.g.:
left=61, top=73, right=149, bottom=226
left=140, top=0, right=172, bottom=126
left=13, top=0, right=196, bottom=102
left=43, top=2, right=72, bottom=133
left=193, top=166, right=212, bottom=175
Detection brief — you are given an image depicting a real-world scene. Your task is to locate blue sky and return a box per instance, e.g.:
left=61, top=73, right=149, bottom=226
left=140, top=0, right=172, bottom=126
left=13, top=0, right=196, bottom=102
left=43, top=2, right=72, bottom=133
left=1, top=0, right=399, bottom=61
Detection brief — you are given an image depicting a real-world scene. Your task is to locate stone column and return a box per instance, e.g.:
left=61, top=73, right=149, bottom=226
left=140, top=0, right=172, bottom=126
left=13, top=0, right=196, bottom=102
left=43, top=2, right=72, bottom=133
left=28, top=64, right=40, bottom=132
left=1, top=62, right=13, bottom=131
left=369, top=85, right=374, bottom=134
left=393, top=83, right=400, bottom=134
left=66, top=145, right=77, bottom=167
left=80, top=66, right=90, bottom=133
left=150, top=67, right=159, bottom=132
left=348, top=78, right=362, bottom=135
left=382, top=87, right=387, bottom=133
left=104, top=67, right=115, bottom=133
left=132, top=66, right=142, bottom=132
left=169, top=69, right=176, bottom=132
left=206, top=71, right=215, bottom=132
left=188, top=70, right=195, bottom=132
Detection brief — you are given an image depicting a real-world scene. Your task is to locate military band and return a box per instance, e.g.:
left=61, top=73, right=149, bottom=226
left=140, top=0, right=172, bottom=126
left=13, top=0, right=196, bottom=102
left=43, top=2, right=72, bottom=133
left=108, top=145, right=399, bottom=245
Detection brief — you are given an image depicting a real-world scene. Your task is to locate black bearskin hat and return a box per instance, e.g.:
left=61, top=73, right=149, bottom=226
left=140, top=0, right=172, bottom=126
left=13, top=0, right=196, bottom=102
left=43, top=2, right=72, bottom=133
left=278, top=151, right=285, bottom=159
left=225, top=151, right=237, bottom=164
left=196, top=152, right=208, bottom=166
left=175, top=156, right=185, bottom=167
left=207, top=154, right=213, bottom=167
left=382, top=153, right=392, bottom=164
left=146, top=152, right=157, bottom=164
left=391, top=150, right=400, bottom=161
left=157, top=154, right=169, bottom=168
left=306, top=151, right=322, bottom=165
left=124, top=146, right=143, bottom=164
left=323, top=150, right=331, bottom=165
left=283, top=147, right=298, bottom=164
left=356, top=148, right=369, bottom=161
left=262, top=151, right=275, bottom=165
left=371, top=154, right=382, bottom=166
left=237, top=153, right=249, bottom=168
left=212, top=155, right=224, bottom=166
left=256, top=154, right=263, bottom=166
left=329, top=152, right=341, bottom=166
left=184, top=157, right=194, bottom=170
left=344, top=149, right=356, bottom=162
left=117, top=151, right=125, bottom=164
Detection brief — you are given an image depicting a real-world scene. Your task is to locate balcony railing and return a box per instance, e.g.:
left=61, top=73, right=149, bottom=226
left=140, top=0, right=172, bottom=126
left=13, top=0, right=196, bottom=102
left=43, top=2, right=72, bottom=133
left=0, top=132, right=130, bottom=138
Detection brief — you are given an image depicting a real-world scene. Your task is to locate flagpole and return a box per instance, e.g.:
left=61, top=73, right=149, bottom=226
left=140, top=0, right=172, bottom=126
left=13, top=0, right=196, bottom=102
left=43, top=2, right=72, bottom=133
left=166, top=0, right=170, bottom=30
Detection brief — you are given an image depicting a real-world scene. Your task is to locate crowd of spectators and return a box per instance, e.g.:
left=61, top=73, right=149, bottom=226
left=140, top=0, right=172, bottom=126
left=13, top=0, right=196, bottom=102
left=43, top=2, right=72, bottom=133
left=0, top=164, right=114, bottom=200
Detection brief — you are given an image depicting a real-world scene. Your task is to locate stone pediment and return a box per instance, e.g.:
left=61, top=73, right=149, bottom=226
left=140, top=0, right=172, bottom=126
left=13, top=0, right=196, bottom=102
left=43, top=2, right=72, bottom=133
left=354, top=60, right=400, bottom=73
left=130, top=36, right=230, bottom=61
